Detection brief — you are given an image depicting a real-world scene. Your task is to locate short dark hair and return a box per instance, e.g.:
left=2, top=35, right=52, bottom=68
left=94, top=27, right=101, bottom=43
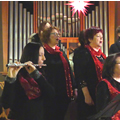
left=116, top=26, right=120, bottom=33
left=41, top=26, right=59, bottom=44
left=102, top=52, right=120, bottom=79
left=20, top=42, right=43, bottom=64
left=30, top=33, right=42, bottom=44
left=78, top=30, right=85, bottom=46
left=84, top=26, right=103, bottom=44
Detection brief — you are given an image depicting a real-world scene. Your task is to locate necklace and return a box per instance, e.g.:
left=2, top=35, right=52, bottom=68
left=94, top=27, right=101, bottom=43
left=96, top=55, right=104, bottom=63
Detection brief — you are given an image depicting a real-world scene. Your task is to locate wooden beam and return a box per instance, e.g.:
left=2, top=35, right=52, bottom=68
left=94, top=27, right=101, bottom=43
left=80, top=13, right=85, bottom=31
left=108, top=1, right=115, bottom=48
left=60, top=37, right=79, bottom=43
left=115, top=1, right=120, bottom=38
left=1, top=1, right=8, bottom=73
left=60, top=37, right=79, bottom=59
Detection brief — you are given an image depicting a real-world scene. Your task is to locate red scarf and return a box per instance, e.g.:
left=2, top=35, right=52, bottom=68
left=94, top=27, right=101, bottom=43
left=44, top=43, right=73, bottom=98
left=102, top=79, right=120, bottom=120
left=85, top=45, right=106, bottom=82
left=19, top=72, right=41, bottom=100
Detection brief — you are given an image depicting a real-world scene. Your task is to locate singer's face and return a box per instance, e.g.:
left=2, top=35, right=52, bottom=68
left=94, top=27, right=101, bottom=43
left=49, top=29, right=60, bottom=47
left=38, top=47, right=46, bottom=68
left=89, top=32, right=103, bottom=48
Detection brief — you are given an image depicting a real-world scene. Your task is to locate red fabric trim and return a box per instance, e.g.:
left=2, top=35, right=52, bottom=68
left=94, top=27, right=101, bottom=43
left=102, top=79, right=120, bottom=120
left=85, top=45, right=106, bottom=83
left=44, top=43, right=73, bottom=97
left=102, top=79, right=120, bottom=99
left=19, top=73, right=41, bottom=100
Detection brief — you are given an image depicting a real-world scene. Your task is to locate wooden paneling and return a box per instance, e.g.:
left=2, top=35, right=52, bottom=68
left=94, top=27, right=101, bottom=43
left=80, top=13, right=85, bottom=31
left=115, top=1, right=120, bottom=40
left=1, top=1, right=8, bottom=74
left=60, top=37, right=79, bottom=58
left=108, top=1, right=115, bottom=48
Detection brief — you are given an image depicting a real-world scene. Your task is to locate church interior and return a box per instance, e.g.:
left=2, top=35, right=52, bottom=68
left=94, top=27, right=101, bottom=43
left=0, top=1, right=120, bottom=118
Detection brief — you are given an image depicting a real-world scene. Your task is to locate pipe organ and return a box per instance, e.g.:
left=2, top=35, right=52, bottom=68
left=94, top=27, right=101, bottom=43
left=8, top=1, right=34, bottom=63
left=37, top=1, right=109, bottom=56
left=8, top=1, right=109, bottom=64
left=38, top=1, right=80, bottom=38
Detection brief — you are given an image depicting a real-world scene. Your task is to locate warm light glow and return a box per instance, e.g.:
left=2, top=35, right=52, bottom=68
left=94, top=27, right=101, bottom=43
left=66, top=1, right=94, bottom=17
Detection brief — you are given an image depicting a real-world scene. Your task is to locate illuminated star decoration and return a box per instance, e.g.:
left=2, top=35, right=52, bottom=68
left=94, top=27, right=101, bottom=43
left=65, top=1, right=94, bottom=17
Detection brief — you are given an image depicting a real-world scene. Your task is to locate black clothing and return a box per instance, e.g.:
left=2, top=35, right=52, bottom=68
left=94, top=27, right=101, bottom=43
left=109, top=38, right=120, bottom=54
left=73, top=46, right=103, bottom=119
left=93, top=78, right=120, bottom=120
left=96, top=78, right=120, bottom=112
left=31, top=33, right=42, bottom=44
left=88, top=94, right=120, bottom=120
left=2, top=68, right=55, bottom=120
left=43, top=48, right=76, bottom=120
left=0, top=97, right=7, bottom=120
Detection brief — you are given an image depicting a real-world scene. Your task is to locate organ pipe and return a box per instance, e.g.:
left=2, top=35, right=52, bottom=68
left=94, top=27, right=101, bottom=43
left=18, top=3, right=23, bottom=60
left=9, top=1, right=13, bottom=63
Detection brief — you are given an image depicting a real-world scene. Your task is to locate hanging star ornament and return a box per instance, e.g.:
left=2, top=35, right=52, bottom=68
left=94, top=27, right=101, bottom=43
left=65, top=1, right=94, bottom=17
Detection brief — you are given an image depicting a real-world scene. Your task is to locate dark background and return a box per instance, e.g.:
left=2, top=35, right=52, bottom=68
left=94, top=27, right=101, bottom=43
left=18, top=1, right=99, bottom=15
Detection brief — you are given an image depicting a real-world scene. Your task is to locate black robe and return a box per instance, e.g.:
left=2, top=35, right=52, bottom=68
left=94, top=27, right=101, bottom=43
left=109, top=38, right=120, bottom=54
left=2, top=68, right=55, bottom=120
left=88, top=78, right=120, bottom=120
left=96, top=78, right=120, bottom=114
left=43, top=48, right=76, bottom=120
left=73, top=46, right=104, bottom=120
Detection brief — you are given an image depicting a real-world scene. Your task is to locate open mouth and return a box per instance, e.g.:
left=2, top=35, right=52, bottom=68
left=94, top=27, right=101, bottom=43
left=56, top=38, right=59, bottom=41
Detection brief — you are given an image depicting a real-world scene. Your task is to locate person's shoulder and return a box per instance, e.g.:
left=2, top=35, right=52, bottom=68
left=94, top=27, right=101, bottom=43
left=109, top=41, right=120, bottom=54
left=110, top=43, right=116, bottom=48
left=109, top=42, right=116, bottom=50
left=97, top=80, right=108, bottom=88
left=110, top=39, right=120, bottom=47
left=73, top=46, right=90, bottom=63
left=74, top=46, right=88, bottom=54
left=30, top=33, right=41, bottom=43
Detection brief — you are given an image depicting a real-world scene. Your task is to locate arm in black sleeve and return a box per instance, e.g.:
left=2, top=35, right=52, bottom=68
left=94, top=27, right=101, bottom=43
left=96, top=81, right=110, bottom=112
left=73, top=48, right=89, bottom=88
left=30, top=69, right=55, bottom=99
left=1, top=76, right=16, bottom=109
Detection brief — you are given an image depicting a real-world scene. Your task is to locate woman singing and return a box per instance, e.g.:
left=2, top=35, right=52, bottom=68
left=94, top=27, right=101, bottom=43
left=73, top=26, right=106, bottom=120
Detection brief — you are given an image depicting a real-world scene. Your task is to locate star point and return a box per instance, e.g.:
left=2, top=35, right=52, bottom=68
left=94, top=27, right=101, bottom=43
left=65, top=1, right=94, bottom=17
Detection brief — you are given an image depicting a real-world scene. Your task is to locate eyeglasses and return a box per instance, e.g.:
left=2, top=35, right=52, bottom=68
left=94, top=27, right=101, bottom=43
left=50, top=33, right=60, bottom=36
